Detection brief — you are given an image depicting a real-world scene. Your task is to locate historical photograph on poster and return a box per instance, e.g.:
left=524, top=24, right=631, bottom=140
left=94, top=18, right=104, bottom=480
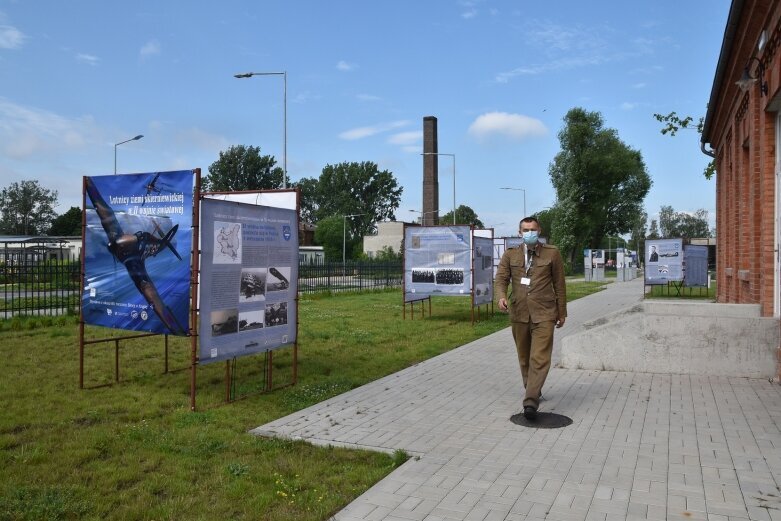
left=265, top=302, right=288, bottom=327
left=239, top=268, right=266, bottom=302
left=82, top=170, right=194, bottom=336
left=266, top=267, right=290, bottom=292
left=473, top=235, right=494, bottom=306
left=436, top=268, right=464, bottom=285
left=211, top=309, right=238, bottom=336
left=238, top=310, right=264, bottom=332
left=412, top=269, right=436, bottom=283
left=213, top=221, right=242, bottom=264
left=437, top=252, right=455, bottom=265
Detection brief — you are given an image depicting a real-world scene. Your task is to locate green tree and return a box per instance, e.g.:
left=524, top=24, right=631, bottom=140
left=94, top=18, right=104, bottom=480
left=647, top=219, right=660, bottom=239
left=294, top=177, right=319, bottom=224
left=439, top=205, right=484, bottom=228
left=313, top=215, right=350, bottom=261
left=531, top=208, right=555, bottom=240
left=0, top=180, right=58, bottom=235
left=49, top=206, right=82, bottom=236
left=203, top=145, right=286, bottom=192
left=548, top=108, right=652, bottom=267
left=629, top=210, right=648, bottom=256
left=300, top=161, right=403, bottom=243
left=658, top=205, right=711, bottom=238
left=653, top=111, right=715, bottom=180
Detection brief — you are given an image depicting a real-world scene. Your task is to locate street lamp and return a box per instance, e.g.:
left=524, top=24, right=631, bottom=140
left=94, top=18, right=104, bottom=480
left=114, top=134, right=143, bottom=175
left=408, top=209, right=439, bottom=224
left=234, top=71, right=287, bottom=188
left=343, top=213, right=366, bottom=266
left=421, top=152, right=456, bottom=225
left=500, top=187, right=526, bottom=218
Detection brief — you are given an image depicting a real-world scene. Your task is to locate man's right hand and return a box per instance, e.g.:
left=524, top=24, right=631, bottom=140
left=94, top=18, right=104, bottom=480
left=498, top=298, right=508, bottom=311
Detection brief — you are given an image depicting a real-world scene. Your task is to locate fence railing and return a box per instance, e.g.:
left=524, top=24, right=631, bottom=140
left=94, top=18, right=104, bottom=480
left=1, top=252, right=403, bottom=318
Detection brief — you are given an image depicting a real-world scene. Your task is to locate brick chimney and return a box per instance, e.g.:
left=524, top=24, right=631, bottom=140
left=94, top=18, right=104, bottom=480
left=422, top=116, right=439, bottom=226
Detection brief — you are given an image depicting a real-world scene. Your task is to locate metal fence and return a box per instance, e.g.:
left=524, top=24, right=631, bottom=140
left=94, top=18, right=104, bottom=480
left=1, top=252, right=403, bottom=318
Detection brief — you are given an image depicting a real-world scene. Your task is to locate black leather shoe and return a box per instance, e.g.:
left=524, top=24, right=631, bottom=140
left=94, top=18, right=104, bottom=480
left=523, top=405, right=537, bottom=420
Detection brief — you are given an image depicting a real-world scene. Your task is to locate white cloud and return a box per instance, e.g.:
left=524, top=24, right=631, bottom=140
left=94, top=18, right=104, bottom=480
left=0, top=21, right=25, bottom=50
left=292, top=91, right=322, bottom=104
left=468, top=112, right=547, bottom=142
left=387, top=130, right=422, bottom=146
left=140, top=39, right=160, bottom=57
left=621, top=102, right=638, bottom=111
left=462, top=9, right=477, bottom=19
left=357, top=93, right=382, bottom=102
left=402, top=145, right=422, bottom=154
left=633, top=82, right=647, bottom=89
left=76, top=53, right=99, bottom=66
left=173, top=127, right=229, bottom=152
left=0, top=97, right=100, bottom=159
left=338, top=120, right=410, bottom=140
left=336, top=60, right=356, bottom=71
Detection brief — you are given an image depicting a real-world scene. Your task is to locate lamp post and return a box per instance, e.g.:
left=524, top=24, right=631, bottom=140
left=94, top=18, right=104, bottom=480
left=234, top=71, right=287, bottom=188
left=114, top=134, right=143, bottom=175
left=343, top=213, right=366, bottom=267
left=421, top=152, right=456, bottom=225
left=500, top=187, right=526, bottom=218
left=408, top=209, right=439, bottom=224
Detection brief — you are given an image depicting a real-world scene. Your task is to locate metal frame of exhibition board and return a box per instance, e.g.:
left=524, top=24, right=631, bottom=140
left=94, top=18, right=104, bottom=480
left=402, top=224, right=494, bottom=324
left=199, top=188, right=300, bottom=409
left=78, top=169, right=202, bottom=397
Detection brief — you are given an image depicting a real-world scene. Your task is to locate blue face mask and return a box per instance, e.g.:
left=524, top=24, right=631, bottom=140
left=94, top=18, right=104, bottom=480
left=522, top=230, right=539, bottom=245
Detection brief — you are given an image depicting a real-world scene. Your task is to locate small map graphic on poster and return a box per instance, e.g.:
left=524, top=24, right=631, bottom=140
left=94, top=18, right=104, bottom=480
left=213, top=221, right=242, bottom=264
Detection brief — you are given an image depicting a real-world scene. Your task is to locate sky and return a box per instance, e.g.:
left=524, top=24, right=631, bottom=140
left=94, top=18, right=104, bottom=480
left=0, top=1, right=730, bottom=239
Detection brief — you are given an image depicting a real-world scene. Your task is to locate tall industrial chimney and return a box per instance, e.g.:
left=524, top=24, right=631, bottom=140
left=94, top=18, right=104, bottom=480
left=422, top=116, right=439, bottom=226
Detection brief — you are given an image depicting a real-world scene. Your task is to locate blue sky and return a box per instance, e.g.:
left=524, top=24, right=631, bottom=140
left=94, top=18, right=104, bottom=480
left=0, top=1, right=728, bottom=239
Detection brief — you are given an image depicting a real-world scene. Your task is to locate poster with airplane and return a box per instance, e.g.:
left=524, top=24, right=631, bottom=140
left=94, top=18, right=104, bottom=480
left=82, top=170, right=194, bottom=335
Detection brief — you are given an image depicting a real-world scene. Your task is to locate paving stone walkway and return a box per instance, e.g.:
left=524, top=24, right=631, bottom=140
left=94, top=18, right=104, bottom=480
left=252, top=277, right=781, bottom=521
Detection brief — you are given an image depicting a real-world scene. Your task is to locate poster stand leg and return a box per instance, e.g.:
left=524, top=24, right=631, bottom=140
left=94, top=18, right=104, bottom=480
left=267, top=351, right=274, bottom=392
left=190, top=169, right=201, bottom=412
left=114, top=339, right=120, bottom=382
left=225, top=360, right=231, bottom=403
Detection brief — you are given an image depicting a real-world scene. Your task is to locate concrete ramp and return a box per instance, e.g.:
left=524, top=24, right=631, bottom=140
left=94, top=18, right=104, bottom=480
left=560, top=300, right=779, bottom=378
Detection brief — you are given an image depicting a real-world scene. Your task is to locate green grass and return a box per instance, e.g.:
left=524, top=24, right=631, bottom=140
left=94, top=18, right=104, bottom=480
left=645, top=281, right=716, bottom=299
left=0, top=282, right=606, bottom=520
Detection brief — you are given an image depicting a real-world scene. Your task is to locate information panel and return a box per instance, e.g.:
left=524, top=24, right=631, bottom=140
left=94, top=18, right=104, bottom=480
left=473, top=236, right=494, bottom=306
left=404, top=226, right=472, bottom=302
left=82, top=170, right=194, bottom=335
left=683, top=244, right=708, bottom=287
left=645, top=238, right=683, bottom=285
left=199, top=198, right=298, bottom=364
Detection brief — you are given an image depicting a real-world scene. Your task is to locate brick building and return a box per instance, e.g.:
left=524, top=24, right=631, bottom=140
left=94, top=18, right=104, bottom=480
left=702, top=0, right=781, bottom=318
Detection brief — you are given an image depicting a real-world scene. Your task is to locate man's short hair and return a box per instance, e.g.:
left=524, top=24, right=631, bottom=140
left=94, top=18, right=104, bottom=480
left=519, top=216, right=539, bottom=227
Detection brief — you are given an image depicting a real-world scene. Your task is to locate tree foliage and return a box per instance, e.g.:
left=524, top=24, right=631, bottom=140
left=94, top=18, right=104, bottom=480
left=203, top=145, right=286, bottom=192
left=49, top=207, right=83, bottom=236
left=0, top=180, right=59, bottom=235
left=531, top=208, right=555, bottom=239
left=297, top=161, right=402, bottom=243
left=658, top=205, right=711, bottom=238
left=548, top=108, right=652, bottom=267
left=628, top=210, right=648, bottom=255
left=439, top=205, right=484, bottom=228
left=653, top=111, right=715, bottom=180
left=313, top=215, right=348, bottom=261
left=647, top=219, right=660, bottom=240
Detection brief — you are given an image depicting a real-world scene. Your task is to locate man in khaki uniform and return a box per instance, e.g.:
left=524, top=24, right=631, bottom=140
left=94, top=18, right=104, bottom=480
left=495, top=217, right=567, bottom=420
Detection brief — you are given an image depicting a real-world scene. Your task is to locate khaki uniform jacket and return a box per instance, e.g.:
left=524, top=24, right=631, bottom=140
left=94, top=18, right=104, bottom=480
left=494, top=244, right=567, bottom=323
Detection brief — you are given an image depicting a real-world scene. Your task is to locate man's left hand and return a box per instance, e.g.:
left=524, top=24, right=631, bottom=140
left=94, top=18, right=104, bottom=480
left=556, top=317, right=566, bottom=328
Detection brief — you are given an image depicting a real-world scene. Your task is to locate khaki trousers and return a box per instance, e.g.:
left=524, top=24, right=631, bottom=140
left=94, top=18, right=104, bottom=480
left=511, top=320, right=556, bottom=409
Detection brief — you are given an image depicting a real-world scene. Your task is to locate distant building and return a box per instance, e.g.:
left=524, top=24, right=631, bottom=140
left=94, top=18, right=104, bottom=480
left=363, top=221, right=407, bottom=258
left=0, top=236, right=81, bottom=263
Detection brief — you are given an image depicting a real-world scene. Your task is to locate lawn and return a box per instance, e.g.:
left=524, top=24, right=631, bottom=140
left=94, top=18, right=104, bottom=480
left=0, top=281, right=608, bottom=521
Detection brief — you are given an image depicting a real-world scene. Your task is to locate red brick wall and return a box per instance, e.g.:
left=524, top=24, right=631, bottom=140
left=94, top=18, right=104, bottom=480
left=711, top=0, right=781, bottom=317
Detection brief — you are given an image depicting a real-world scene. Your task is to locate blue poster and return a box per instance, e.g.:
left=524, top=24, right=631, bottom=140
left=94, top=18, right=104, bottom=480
left=82, top=171, right=194, bottom=335
left=645, top=238, right=683, bottom=285
left=199, top=198, right=298, bottom=364
left=404, top=225, right=472, bottom=302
